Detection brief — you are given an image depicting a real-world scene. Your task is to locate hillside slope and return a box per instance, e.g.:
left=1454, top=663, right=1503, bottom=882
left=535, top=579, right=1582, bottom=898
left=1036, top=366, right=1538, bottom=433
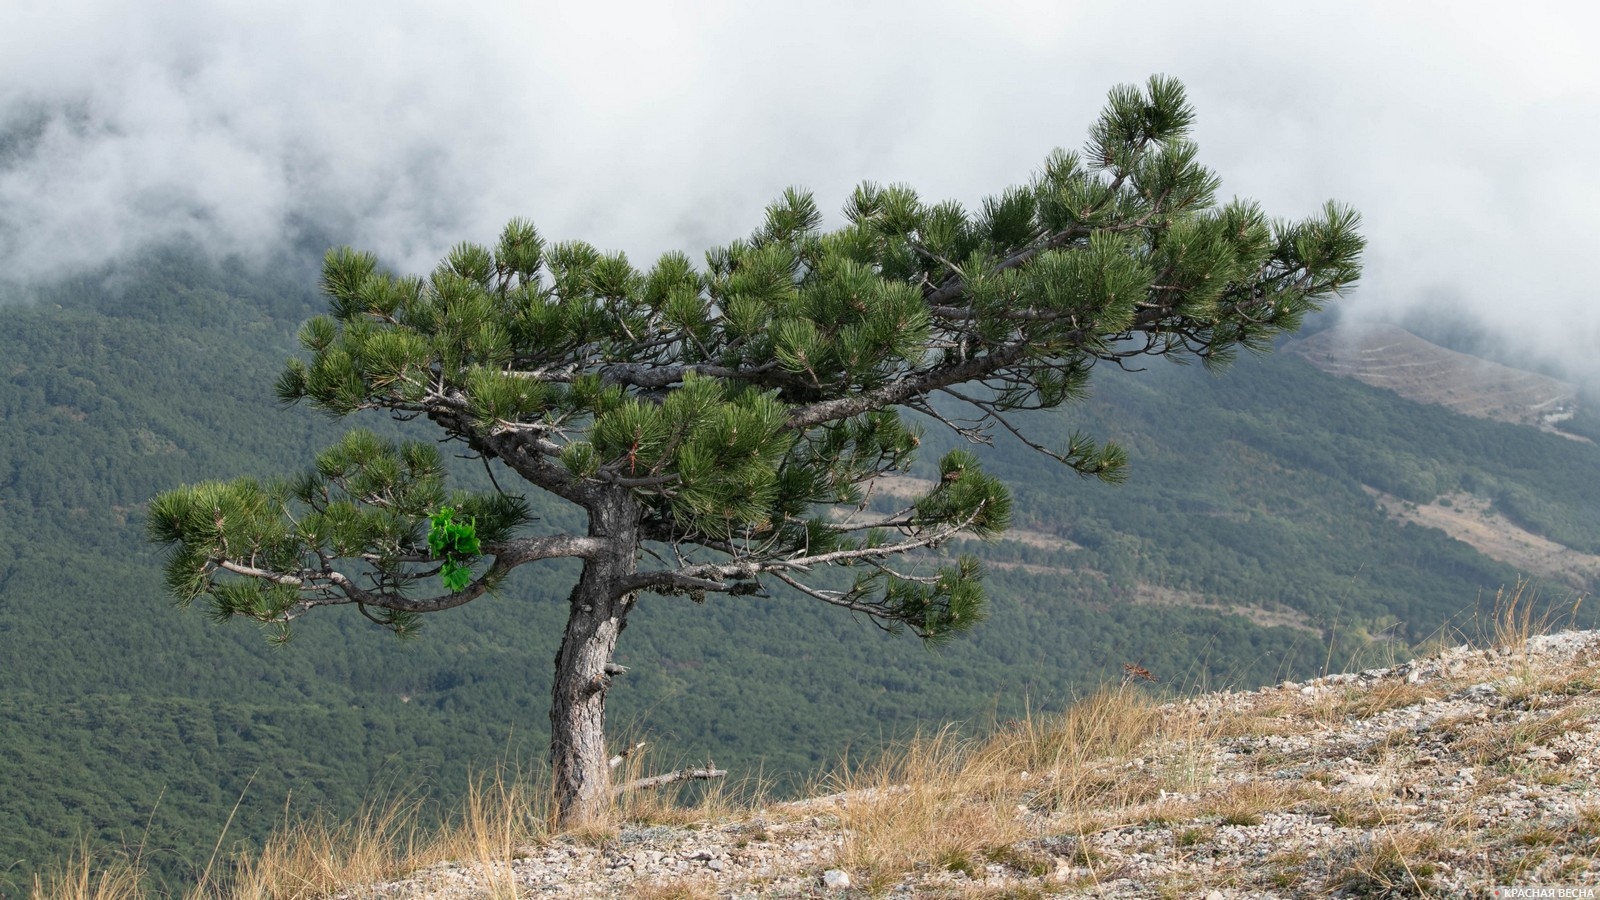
left=1286, top=322, right=1581, bottom=436
left=159, top=629, right=1600, bottom=898
left=4, top=252, right=1599, bottom=892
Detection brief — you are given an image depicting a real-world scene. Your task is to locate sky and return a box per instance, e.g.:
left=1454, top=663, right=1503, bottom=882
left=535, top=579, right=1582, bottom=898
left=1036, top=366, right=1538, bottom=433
left=2, top=1, right=1596, bottom=375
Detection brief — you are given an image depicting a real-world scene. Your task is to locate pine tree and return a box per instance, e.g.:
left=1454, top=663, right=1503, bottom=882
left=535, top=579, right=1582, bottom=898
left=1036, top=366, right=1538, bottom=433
left=148, top=76, right=1363, bottom=825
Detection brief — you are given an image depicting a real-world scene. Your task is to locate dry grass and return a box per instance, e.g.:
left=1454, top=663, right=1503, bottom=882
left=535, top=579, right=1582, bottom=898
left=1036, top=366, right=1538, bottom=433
left=202, top=764, right=555, bottom=900
left=1223, top=678, right=1444, bottom=745
left=1333, top=679, right=1439, bottom=720
left=626, top=879, right=718, bottom=900
left=934, top=886, right=1054, bottom=900
left=426, top=770, right=550, bottom=900
left=1207, top=781, right=1305, bottom=826
left=1264, top=848, right=1309, bottom=889
left=984, top=686, right=1168, bottom=776
left=1321, top=799, right=1390, bottom=830
left=829, top=725, right=1029, bottom=883
left=982, top=843, right=1054, bottom=878
left=1409, top=579, right=1587, bottom=680
left=30, top=788, right=442, bottom=900
left=1334, top=830, right=1452, bottom=898
left=1455, top=705, right=1587, bottom=766
left=830, top=684, right=1181, bottom=883
left=25, top=745, right=768, bottom=900
left=1206, top=695, right=1300, bottom=738
left=29, top=846, right=148, bottom=900
left=26, top=598, right=1600, bottom=900
left=28, top=758, right=685, bottom=900
left=611, top=743, right=751, bottom=829
left=1576, top=805, right=1600, bottom=837
left=223, top=792, right=434, bottom=900
left=1006, top=685, right=1207, bottom=809
left=1141, top=779, right=1321, bottom=834
left=1485, top=580, right=1583, bottom=653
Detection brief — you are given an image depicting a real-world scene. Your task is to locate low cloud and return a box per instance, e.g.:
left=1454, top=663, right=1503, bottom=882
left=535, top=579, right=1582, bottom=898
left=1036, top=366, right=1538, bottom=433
left=3, top=1, right=1597, bottom=377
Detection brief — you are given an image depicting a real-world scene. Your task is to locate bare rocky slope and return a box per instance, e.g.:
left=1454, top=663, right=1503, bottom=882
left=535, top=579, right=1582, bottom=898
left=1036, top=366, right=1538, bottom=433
left=345, top=629, right=1600, bottom=898
left=1286, top=323, right=1582, bottom=438
left=1367, top=488, right=1600, bottom=592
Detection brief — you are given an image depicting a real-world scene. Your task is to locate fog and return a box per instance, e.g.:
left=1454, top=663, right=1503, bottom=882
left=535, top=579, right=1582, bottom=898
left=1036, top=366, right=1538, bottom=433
left=3, top=1, right=1597, bottom=377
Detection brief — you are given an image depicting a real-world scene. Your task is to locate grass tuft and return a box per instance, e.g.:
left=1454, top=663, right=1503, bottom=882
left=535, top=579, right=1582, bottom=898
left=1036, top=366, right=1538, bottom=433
left=1335, top=831, right=1445, bottom=898
left=29, top=846, right=148, bottom=900
left=829, top=725, right=1027, bottom=884
left=627, top=879, right=718, bottom=900
left=224, top=790, right=434, bottom=900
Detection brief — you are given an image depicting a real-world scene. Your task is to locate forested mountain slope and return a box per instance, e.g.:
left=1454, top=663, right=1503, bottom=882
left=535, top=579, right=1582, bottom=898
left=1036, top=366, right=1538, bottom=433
left=1286, top=322, right=1580, bottom=435
left=1, top=251, right=1595, bottom=893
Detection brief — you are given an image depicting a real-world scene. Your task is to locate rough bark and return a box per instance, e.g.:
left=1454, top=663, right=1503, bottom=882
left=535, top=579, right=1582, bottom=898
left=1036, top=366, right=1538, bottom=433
left=548, top=489, right=639, bottom=826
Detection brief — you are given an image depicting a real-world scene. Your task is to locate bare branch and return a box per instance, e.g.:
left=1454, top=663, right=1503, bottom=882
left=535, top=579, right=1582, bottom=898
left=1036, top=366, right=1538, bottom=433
left=620, top=504, right=985, bottom=600
left=614, top=767, right=727, bottom=794
left=597, top=360, right=779, bottom=390
left=821, top=510, right=919, bottom=533
left=216, top=560, right=304, bottom=585
left=617, top=570, right=740, bottom=596
left=767, top=570, right=902, bottom=620
left=608, top=742, right=647, bottom=770
left=786, top=343, right=1031, bottom=430
left=492, top=534, right=608, bottom=566
left=256, top=534, right=609, bottom=621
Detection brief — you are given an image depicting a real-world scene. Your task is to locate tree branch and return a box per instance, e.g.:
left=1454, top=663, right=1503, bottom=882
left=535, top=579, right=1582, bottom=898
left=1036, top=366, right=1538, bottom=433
left=216, top=560, right=304, bottom=585
left=608, top=742, right=647, bottom=769
left=619, top=504, right=986, bottom=600
left=614, top=767, right=727, bottom=794
left=785, top=344, right=1031, bottom=430
left=598, top=360, right=779, bottom=390
left=261, top=534, right=607, bottom=620
left=491, top=534, right=608, bottom=566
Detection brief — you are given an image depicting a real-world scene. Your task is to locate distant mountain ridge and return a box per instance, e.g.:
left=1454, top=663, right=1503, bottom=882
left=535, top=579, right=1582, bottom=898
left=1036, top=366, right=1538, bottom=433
left=1287, top=322, right=1583, bottom=438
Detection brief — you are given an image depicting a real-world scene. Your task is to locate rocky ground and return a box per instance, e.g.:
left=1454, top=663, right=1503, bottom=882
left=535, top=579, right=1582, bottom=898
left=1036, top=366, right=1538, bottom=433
left=341, top=631, right=1600, bottom=898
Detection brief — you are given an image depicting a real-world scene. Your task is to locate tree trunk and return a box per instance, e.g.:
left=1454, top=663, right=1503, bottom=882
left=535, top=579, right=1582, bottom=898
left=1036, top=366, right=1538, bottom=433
left=549, top=490, right=638, bottom=827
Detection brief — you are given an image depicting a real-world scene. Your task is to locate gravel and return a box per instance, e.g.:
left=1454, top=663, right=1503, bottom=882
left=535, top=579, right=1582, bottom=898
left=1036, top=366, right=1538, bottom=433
left=341, top=630, right=1600, bottom=898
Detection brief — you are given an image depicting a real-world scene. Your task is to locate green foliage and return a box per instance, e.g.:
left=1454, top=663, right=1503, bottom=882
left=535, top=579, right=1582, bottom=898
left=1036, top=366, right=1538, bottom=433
left=428, top=507, right=481, bottom=592
left=231, top=75, right=1364, bottom=643
left=148, top=427, right=533, bottom=639
left=915, top=449, right=1012, bottom=538
left=873, top=554, right=987, bottom=643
